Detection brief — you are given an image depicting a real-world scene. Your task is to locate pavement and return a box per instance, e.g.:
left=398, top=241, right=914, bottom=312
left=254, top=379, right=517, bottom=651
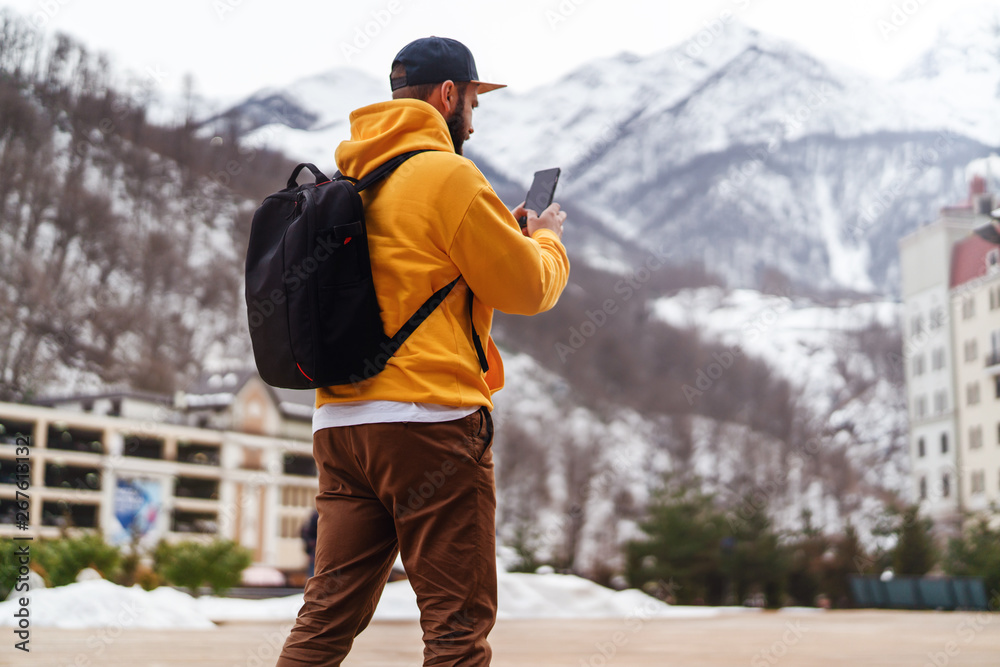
left=6, top=610, right=1000, bottom=666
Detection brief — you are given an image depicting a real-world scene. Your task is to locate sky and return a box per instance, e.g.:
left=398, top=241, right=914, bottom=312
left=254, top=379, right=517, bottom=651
left=0, top=0, right=995, bottom=102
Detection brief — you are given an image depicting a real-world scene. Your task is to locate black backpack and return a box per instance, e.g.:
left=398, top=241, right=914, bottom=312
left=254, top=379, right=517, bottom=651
left=245, top=150, right=488, bottom=390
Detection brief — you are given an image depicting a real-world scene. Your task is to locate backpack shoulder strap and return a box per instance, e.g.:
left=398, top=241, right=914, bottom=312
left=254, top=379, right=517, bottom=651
left=356, top=149, right=434, bottom=192
left=387, top=278, right=489, bottom=373
left=355, top=148, right=489, bottom=374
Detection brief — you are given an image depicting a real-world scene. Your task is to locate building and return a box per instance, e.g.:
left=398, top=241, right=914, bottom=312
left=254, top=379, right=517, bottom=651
left=0, top=372, right=318, bottom=573
left=949, top=233, right=1000, bottom=516
left=899, top=176, right=1000, bottom=527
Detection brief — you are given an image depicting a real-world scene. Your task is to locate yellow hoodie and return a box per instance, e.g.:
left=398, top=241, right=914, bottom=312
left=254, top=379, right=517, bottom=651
left=316, top=99, right=570, bottom=411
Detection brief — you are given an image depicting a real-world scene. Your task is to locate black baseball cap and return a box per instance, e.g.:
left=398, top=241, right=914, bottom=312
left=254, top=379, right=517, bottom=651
left=391, top=37, right=506, bottom=94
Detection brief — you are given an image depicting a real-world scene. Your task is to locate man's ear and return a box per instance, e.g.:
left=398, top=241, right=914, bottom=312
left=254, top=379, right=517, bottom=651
left=438, top=80, right=457, bottom=114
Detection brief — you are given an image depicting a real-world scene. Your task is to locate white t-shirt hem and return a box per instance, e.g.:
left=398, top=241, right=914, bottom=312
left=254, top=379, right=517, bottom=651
left=312, top=400, right=479, bottom=433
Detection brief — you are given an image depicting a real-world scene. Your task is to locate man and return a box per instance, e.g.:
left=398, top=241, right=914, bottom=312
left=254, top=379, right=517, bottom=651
left=277, top=36, right=569, bottom=666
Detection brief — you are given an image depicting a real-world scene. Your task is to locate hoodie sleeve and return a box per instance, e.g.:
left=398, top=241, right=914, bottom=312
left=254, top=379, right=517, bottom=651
left=448, top=184, right=570, bottom=316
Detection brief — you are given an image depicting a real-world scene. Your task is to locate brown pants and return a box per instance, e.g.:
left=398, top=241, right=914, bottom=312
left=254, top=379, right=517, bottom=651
left=277, top=408, right=497, bottom=666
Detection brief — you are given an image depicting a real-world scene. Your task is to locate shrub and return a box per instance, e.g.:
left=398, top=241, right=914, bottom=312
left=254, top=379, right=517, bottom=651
left=32, top=533, right=121, bottom=587
left=155, top=540, right=206, bottom=595
left=154, top=539, right=252, bottom=596
left=201, top=539, right=253, bottom=596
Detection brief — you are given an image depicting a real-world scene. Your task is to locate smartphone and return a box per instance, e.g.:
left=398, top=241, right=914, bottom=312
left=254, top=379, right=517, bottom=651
left=518, top=168, right=561, bottom=229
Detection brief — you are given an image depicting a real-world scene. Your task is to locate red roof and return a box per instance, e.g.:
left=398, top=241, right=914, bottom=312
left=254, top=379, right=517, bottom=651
left=950, top=234, right=999, bottom=289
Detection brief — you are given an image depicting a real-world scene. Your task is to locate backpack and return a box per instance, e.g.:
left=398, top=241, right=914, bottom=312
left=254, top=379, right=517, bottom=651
left=245, top=150, right=488, bottom=390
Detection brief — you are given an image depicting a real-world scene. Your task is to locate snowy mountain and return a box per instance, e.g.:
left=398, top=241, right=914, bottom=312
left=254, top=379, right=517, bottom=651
left=212, top=11, right=1000, bottom=294
left=0, top=6, right=925, bottom=582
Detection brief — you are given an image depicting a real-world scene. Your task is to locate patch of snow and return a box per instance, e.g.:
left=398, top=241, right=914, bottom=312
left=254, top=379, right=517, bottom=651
left=0, top=568, right=742, bottom=628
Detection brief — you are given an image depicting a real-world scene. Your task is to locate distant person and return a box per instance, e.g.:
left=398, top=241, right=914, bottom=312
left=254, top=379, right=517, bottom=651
left=277, top=37, right=569, bottom=666
left=301, top=509, right=319, bottom=579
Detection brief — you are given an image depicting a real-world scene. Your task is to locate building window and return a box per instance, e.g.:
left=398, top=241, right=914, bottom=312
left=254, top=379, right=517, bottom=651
left=941, top=433, right=949, bottom=454
left=919, top=476, right=927, bottom=500
left=964, top=339, right=978, bottom=363
left=929, top=307, right=944, bottom=330
left=914, top=396, right=927, bottom=418
left=970, top=426, right=983, bottom=449
left=962, top=296, right=976, bottom=320
left=988, top=331, right=1000, bottom=367
left=918, top=437, right=926, bottom=458
left=988, top=249, right=1000, bottom=273
left=934, top=391, right=948, bottom=414
left=996, top=376, right=1000, bottom=400
left=991, top=287, right=1000, bottom=310
left=971, top=470, right=986, bottom=495
left=942, top=473, right=951, bottom=498
left=932, top=348, right=946, bottom=371
left=911, top=315, right=924, bottom=336
left=967, top=382, right=981, bottom=406
left=912, top=355, right=925, bottom=376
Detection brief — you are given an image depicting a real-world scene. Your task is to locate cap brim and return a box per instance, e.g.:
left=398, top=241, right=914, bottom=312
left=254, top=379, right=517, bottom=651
left=473, top=81, right=506, bottom=94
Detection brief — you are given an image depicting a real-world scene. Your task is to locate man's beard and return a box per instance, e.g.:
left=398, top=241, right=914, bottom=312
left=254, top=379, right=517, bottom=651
left=446, top=87, right=469, bottom=155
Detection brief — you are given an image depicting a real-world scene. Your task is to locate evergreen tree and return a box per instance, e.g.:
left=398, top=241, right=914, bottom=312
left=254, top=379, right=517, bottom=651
left=784, top=510, right=829, bottom=606
left=946, top=511, right=1000, bottom=597
left=892, top=505, right=937, bottom=576
left=625, top=476, right=726, bottom=604
left=828, top=522, right=870, bottom=607
left=723, top=492, right=787, bottom=607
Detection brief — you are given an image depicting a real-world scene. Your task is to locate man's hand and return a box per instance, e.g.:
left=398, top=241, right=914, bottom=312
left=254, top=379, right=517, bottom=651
left=512, top=202, right=566, bottom=240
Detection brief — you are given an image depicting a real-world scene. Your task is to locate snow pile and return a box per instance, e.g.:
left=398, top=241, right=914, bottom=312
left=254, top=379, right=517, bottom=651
left=0, top=579, right=215, bottom=630
left=495, top=572, right=720, bottom=620
left=0, top=569, right=732, bottom=629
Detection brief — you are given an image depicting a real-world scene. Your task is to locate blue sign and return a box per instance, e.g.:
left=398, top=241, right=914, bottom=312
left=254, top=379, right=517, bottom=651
left=114, top=478, right=160, bottom=540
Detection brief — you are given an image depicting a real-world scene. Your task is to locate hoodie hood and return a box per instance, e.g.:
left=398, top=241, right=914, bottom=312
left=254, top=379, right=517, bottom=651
left=335, top=99, right=456, bottom=179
